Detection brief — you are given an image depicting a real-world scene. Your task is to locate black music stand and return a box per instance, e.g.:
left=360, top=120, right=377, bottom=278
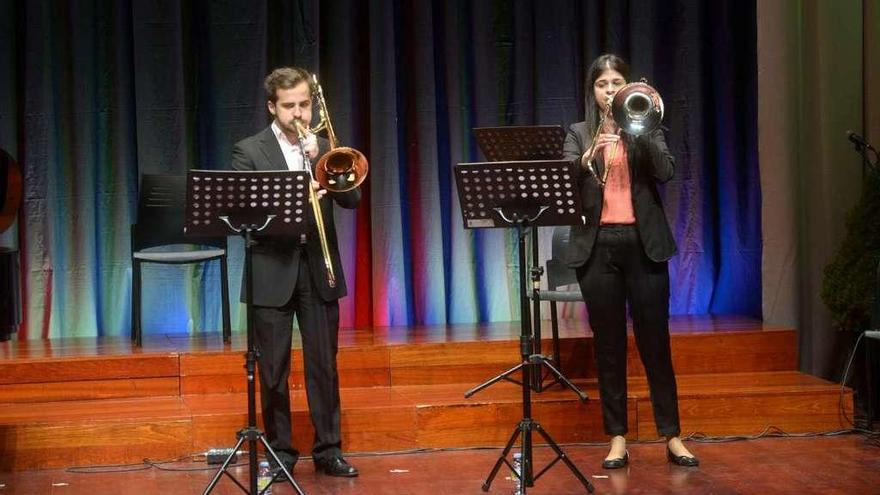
left=455, top=155, right=593, bottom=494
left=474, top=126, right=579, bottom=392
left=185, top=169, right=308, bottom=495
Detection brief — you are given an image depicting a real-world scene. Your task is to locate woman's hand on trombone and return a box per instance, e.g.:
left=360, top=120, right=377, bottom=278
left=582, top=93, right=621, bottom=167
left=582, top=131, right=621, bottom=166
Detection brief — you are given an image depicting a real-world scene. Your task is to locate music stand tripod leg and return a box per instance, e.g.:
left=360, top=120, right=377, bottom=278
left=535, top=356, right=589, bottom=403
left=465, top=362, right=526, bottom=398
left=202, top=434, right=247, bottom=493
left=480, top=360, right=594, bottom=493
left=480, top=425, right=522, bottom=491
left=534, top=423, right=594, bottom=492
left=260, top=434, right=304, bottom=495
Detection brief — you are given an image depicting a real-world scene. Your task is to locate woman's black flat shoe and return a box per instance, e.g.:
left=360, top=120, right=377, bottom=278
left=602, top=450, right=629, bottom=469
left=666, top=447, right=699, bottom=467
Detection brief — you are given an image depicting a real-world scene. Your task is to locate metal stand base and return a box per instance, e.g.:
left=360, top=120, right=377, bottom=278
left=203, top=427, right=303, bottom=495
left=481, top=419, right=594, bottom=493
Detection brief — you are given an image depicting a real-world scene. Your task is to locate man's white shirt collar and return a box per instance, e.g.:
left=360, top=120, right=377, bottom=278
left=271, top=121, right=304, bottom=171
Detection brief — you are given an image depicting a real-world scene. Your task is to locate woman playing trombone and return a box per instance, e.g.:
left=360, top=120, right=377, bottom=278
left=562, top=53, right=698, bottom=469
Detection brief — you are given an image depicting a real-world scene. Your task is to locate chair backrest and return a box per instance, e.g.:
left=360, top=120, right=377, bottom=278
left=132, top=174, right=225, bottom=251
left=545, top=226, right=579, bottom=290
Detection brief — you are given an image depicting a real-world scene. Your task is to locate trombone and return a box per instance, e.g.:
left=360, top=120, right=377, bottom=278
left=295, top=75, right=369, bottom=288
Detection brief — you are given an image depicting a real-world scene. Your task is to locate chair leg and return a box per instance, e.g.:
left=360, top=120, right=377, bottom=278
left=132, top=259, right=142, bottom=346
left=220, top=256, right=231, bottom=344
left=550, top=301, right=562, bottom=376
left=531, top=296, right=544, bottom=392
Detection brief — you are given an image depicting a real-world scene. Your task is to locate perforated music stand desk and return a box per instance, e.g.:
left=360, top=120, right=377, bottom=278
left=185, top=169, right=308, bottom=495
left=454, top=153, right=593, bottom=493
left=454, top=160, right=581, bottom=230
left=473, top=125, right=566, bottom=162
left=184, top=170, right=313, bottom=237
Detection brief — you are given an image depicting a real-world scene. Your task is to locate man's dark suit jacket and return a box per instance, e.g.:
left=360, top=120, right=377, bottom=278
left=231, top=126, right=361, bottom=306
left=561, top=122, right=677, bottom=268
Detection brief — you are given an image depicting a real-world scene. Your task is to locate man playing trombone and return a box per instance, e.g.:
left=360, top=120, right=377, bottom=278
left=231, top=66, right=361, bottom=477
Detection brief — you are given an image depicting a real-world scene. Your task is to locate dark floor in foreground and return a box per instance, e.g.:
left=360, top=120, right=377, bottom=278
left=1, top=434, right=878, bottom=494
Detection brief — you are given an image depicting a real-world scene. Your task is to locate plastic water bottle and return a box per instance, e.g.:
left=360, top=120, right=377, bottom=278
left=257, top=460, right=273, bottom=494
left=511, top=452, right=523, bottom=495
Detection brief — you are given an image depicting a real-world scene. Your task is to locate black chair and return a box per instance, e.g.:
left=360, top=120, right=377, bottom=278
left=131, top=174, right=231, bottom=346
left=529, top=226, right=584, bottom=382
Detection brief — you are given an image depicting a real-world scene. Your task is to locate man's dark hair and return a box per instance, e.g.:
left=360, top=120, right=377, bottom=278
left=264, top=67, right=312, bottom=103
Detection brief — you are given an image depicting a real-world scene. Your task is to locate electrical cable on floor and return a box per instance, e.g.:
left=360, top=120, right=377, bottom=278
left=65, top=461, right=154, bottom=474
left=839, top=331, right=865, bottom=428
left=146, top=457, right=248, bottom=472
left=65, top=452, right=249, bottom=474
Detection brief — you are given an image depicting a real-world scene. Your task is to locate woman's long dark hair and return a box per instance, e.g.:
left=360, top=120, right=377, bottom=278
left=584, top=54, right=630, bottom=134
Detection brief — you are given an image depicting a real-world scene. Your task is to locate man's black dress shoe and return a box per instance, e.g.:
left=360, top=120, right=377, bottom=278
left=666, top=447, right=699, bottom=467
left=268, top=450, right=299, bottom=474
left=314, top=455, right=359, bottom=477
left=602, top=450, right=629, bottom=469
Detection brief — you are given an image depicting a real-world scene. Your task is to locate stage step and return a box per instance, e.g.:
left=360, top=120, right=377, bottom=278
left=0, top=318, right=847, bottom=470
left=0, top=371, right=851, bottom=470
left=0, top=317, right=796, bottom=403
left=0, top=396, right=192, bottom=470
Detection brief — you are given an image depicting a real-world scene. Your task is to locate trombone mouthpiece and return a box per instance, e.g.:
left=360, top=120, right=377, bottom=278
left=294, top=121, right=307, bottom=136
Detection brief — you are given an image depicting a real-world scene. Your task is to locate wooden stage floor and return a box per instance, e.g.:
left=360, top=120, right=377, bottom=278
left=0, top=315, right=857, bottom=477
left=0, top=435, right=877, bottom=494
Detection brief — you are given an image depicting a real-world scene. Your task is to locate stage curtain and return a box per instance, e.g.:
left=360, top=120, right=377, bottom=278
left=758, top=0, right=877, bottom=378
left=0, top=0, right=761, bottom=338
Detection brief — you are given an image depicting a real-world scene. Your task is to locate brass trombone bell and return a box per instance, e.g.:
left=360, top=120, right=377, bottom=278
left=315, top=146, right=369, bottom=193
left=611, top=81, right=664, bottom=136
